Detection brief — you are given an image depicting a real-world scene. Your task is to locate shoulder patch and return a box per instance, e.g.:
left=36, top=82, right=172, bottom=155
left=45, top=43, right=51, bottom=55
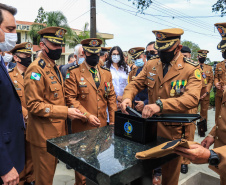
left=100, top=66, right=110, bottom=71
left=68, top=64, right=79, bottom=70
left=8, top=68, right=14, bottom=73
left=149, top=55, right=159, bottom=60
left=183, top=57, right=199, bottom=67
left=38, top=59, right=46, bottom=69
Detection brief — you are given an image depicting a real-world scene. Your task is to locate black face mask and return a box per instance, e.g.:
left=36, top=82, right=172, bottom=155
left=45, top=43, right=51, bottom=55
left=146, top=51, right=158, bottom=61
left=18, top=56, right=31, bottom=67
left=158, top=47, right=178, bottom=64
left=199, top=57, right=206, bottom=63
left=222, top=51, right=226, bottom=59
left=86, top=54, right=99, bottom=66
left=44, top=43, right=62, bottom=60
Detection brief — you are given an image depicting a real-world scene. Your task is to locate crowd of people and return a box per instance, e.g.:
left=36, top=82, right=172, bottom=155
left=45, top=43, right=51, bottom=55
left=1, top=2, right=226, bottom=185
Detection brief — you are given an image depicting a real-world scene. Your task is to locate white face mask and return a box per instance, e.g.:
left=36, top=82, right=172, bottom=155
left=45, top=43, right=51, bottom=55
left=112, top=55, right=120, bottom=63
left=0, top=30, right=18, bottom=52
left=3, top=53, right=13, bottom=63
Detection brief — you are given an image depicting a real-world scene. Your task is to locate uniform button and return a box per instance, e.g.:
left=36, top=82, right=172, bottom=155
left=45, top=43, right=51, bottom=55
left=148, top=88, right=150, bottom=90
left=219, top=115, right=222, bottom=119
left=98, top=107, right=100, bottom=109
left=148, top=83, right=150, bottom=85
left=158, top=97, right=160, bottom=99
left=97, top=90, right=99, bottom=93
left=50, top=119, right=53, bottom=122
left=82, top=91, right=84, bottom=93
left=82, top=95, right=85, bottom=98
left=216, top=126, right=219, bottom=129
left=223, top=103, right=225, bottom=107
left=216, top=136, right=218, bottom=139
left=160, top=86, right=163, bottom=88
left=98, top=99, right=100, bottom=101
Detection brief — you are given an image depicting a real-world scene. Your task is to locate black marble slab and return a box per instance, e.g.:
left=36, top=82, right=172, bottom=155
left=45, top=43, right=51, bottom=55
left=47, top=125, right=178, bottom=185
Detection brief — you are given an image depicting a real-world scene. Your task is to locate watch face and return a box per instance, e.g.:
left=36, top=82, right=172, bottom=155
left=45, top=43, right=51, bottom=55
left=210, top=158, right=220, bottom=166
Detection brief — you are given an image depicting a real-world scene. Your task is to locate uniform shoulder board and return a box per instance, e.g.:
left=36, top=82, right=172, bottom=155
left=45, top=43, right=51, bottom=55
left=38, top=59, right=46, bottom=69
left=183, top=57, right=199, bottom=67
left=68, top=64, right=79, bottom=70
left=8, top=68, right=14, bottom=73
left=101, top=66, right=110, bottom=71
left=150, top=54, right=159, bottom=60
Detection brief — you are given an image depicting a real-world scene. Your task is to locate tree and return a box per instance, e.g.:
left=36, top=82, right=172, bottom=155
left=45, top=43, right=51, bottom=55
left=128, top=0, right=152, bottom=13
left=181, top=40, right=200, bottom=61
left=34, top=7, right=46, bottom=24
left=212, top=0, right=226, bottom=16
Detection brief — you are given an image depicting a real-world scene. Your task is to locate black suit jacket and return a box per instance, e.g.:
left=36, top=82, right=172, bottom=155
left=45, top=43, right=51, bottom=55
left=0, top=57, right=25, bottom=177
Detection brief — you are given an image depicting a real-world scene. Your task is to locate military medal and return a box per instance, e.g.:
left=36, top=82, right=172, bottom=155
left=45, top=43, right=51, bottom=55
left=54, top=93, right=58, bottom=98
left=152, top=67, right=156, bottom=71
left=50, top=76, right=54, bottom=80
left=176, top=80, right=181, bottom=95
left=79, top=77, right=86, bottom=86
left=46, top=71, right=50, bottom=75
left=170, top=81, right=176, bottom=97
left=104, top=82, right=110, bottom=98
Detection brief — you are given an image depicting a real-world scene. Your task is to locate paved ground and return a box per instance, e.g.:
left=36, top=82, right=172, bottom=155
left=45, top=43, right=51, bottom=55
left=53, top=108, right=220, bottom=185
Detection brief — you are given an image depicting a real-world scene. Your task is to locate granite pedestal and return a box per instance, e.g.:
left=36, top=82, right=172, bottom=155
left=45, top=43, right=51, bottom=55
left=47, top=125, right=178, bottom=185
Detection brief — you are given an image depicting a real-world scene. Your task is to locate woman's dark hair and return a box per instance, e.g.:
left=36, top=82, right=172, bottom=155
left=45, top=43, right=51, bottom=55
left=106, top=46, right=128, bottom=74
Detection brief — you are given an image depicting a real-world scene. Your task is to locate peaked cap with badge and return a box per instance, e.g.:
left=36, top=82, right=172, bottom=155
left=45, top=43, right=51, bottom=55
left=10, top=42, right=33, bottom=54
left=152, top=28, right=184, bottom=51
left=101, top=47, right=112, bottom=52
left=198, top=49, right=209, bottom=58
left=214, top=22, right=226, bottom=50
left=181, top=46, right=191, bottom=54
left=128, top=47, right=145, bottom=59
left=81, top=38, right=102, bottom=54
left=38, top=26, right=67, bottom=45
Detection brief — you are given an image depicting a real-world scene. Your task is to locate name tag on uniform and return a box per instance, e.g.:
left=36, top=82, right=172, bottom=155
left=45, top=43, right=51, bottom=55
left=147, top=76, right=154, bottom=81
left=79, top=85, right=87, bottom=87
left=16, top=88, right=21, bottom=90
left=51, top=81, right=57, bottom=84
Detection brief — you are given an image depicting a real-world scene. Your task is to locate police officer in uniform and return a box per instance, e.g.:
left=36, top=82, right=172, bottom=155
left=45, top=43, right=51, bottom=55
left=9, top=42, right=35, bottom=185
left=128, top=47, right=148, bottom=112
left=121, top=28, right=202, bottom=185
left=197, top=50, right=213, bottom=130
left=24, top=27, right=86, bottom=185
left=64, top=38, right=117, bottom=185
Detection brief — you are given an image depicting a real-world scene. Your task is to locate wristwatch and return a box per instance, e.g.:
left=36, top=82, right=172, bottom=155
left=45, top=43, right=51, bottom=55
left=206, top=92, right=209, bottom=95
left=208, top=150, right=220, bottom=166
left=155, top=99, right=163, bottom=112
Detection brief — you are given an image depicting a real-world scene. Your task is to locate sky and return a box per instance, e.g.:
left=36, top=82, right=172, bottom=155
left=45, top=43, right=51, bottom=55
left=2, top=0, right=225, bottom=61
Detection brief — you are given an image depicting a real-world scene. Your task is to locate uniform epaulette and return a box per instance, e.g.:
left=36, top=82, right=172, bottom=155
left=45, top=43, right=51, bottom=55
left=38, top=59, right=46, bottom=69
left=100, top=66, right=110, bottom=71
left=149, top=55, right=159, bottom=61
left=183, top=57, right=199, bottom=67
left=8, top=68, right=14, bottom=73
left=68, top=64, right=79, bottom=70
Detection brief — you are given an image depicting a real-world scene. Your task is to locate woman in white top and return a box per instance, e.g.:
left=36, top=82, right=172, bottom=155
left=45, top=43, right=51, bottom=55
left=106, top=46, right=130, bottom=109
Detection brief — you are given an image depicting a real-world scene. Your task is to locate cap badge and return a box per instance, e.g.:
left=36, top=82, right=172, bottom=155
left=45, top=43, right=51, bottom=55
left=25, top=42, right=32, bottom=49
left=89, top=40, right=99, bottom=47
left=129, top=49, right=135, bottom=55
left=55, top=29, right=65, bottom=38
left=155, top=32, right=167, bottom=40
left=216, top=25, right=225, bottom=37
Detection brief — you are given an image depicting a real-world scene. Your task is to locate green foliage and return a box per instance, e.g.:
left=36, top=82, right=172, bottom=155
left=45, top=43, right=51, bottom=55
left=212, top=0, right=226, bottom=16
left=34, top=7, right=46, bottom=24
left=181, top=40, right=200, bottom=61
left=128, top=0, right=152, bottom=13
left=209, top=89, right=215, bottom=106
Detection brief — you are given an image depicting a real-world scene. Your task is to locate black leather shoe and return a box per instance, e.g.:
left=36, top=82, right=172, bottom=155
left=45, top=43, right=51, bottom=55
left=24, top=181, right=35, bottom=185
left=181, top=164, right=188, bottom=174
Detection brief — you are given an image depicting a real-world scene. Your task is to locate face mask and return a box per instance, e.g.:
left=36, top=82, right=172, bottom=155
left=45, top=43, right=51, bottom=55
left=199, top=57, right=206, bottom=63
left=222, top=51, right=226, bottom=59
left=0, top=31, right=17, bottom=52
left=18, top=56, right=32, bottom=67
left=135, top=58, right=144, bottom=67
left=3, top=53, right=13, bottom=63
left=111, top=55, right=120, bottom=63
left=159, top=46, right=178, bottom=64
left=78, top=57, right=85, bottom=65
left=86, top=54, right=99, bottom=66
left=43, top=42, right=62, bottom=60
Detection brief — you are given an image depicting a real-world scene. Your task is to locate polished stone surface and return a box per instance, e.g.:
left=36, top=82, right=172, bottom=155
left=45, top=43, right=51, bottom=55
left=47, top=125, right=177, bottom=185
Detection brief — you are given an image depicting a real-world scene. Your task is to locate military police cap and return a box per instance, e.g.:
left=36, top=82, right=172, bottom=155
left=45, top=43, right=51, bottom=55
left=152, top=28, right=184, bottom=51
left=198, top=49, right=209, bottom=58
left=81, top=38, right=102, bottom=54
left=128, top=47, right=145, bottom=59
left=100, top=47, right=111, bottom=56
left=214, top=22, right=226, bottom=50
left=38, top=26, right=67, bottom=45
left=181, top=46, right=191, bottom=54
left=10, top=42, right=33, bottom=54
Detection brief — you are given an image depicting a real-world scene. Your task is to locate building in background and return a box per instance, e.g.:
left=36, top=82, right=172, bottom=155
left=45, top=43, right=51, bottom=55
left=16, top=20, right=114, bottom=65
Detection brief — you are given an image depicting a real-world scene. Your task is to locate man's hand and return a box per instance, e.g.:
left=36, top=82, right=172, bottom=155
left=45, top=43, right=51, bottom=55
left=121, top=99, right=132, bottom=114
left=201, top=136, right=215, bottom=149
left=142, top=104, right=160, bottom=118
left=200, top=93, right=207, bottom=100
left=1, top=167, right=19, bottom=185
left=116, top=96, right=123, bottom=103
left=88, top=115, right=101, bottom=127
left=135, top=101, right=144, bottom=112
left=215, top=82, right=222, bottom=90
left=175, top=144, right=211, bottom=164
left=67, top=108, right=86, bottom=120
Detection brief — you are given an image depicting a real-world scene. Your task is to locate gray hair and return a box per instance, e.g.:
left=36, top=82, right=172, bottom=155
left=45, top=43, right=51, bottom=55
left=74, top=44, right=82, bottom=56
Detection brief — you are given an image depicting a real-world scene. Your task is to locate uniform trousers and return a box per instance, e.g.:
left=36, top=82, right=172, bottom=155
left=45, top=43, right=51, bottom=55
left=30, top=144, right=57, bottom=185
left=19, top=138, right=35, bottom=185
left=215, top=96, right=222, bottom=122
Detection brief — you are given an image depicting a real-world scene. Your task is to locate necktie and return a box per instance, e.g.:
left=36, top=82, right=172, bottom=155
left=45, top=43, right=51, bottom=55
left=54, top=65, right=61, bottom=83
left=22, top=72, right=24, bottom=79
left=89, top=67, right=100, bottom=89
left=163, top=63, right=169, bottom=77
left=200, top=65, right=203, bottom=70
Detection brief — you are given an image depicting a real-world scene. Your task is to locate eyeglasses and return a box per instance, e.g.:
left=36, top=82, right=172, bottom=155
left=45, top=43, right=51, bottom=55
left=145, top=50, right=156, bottom=55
